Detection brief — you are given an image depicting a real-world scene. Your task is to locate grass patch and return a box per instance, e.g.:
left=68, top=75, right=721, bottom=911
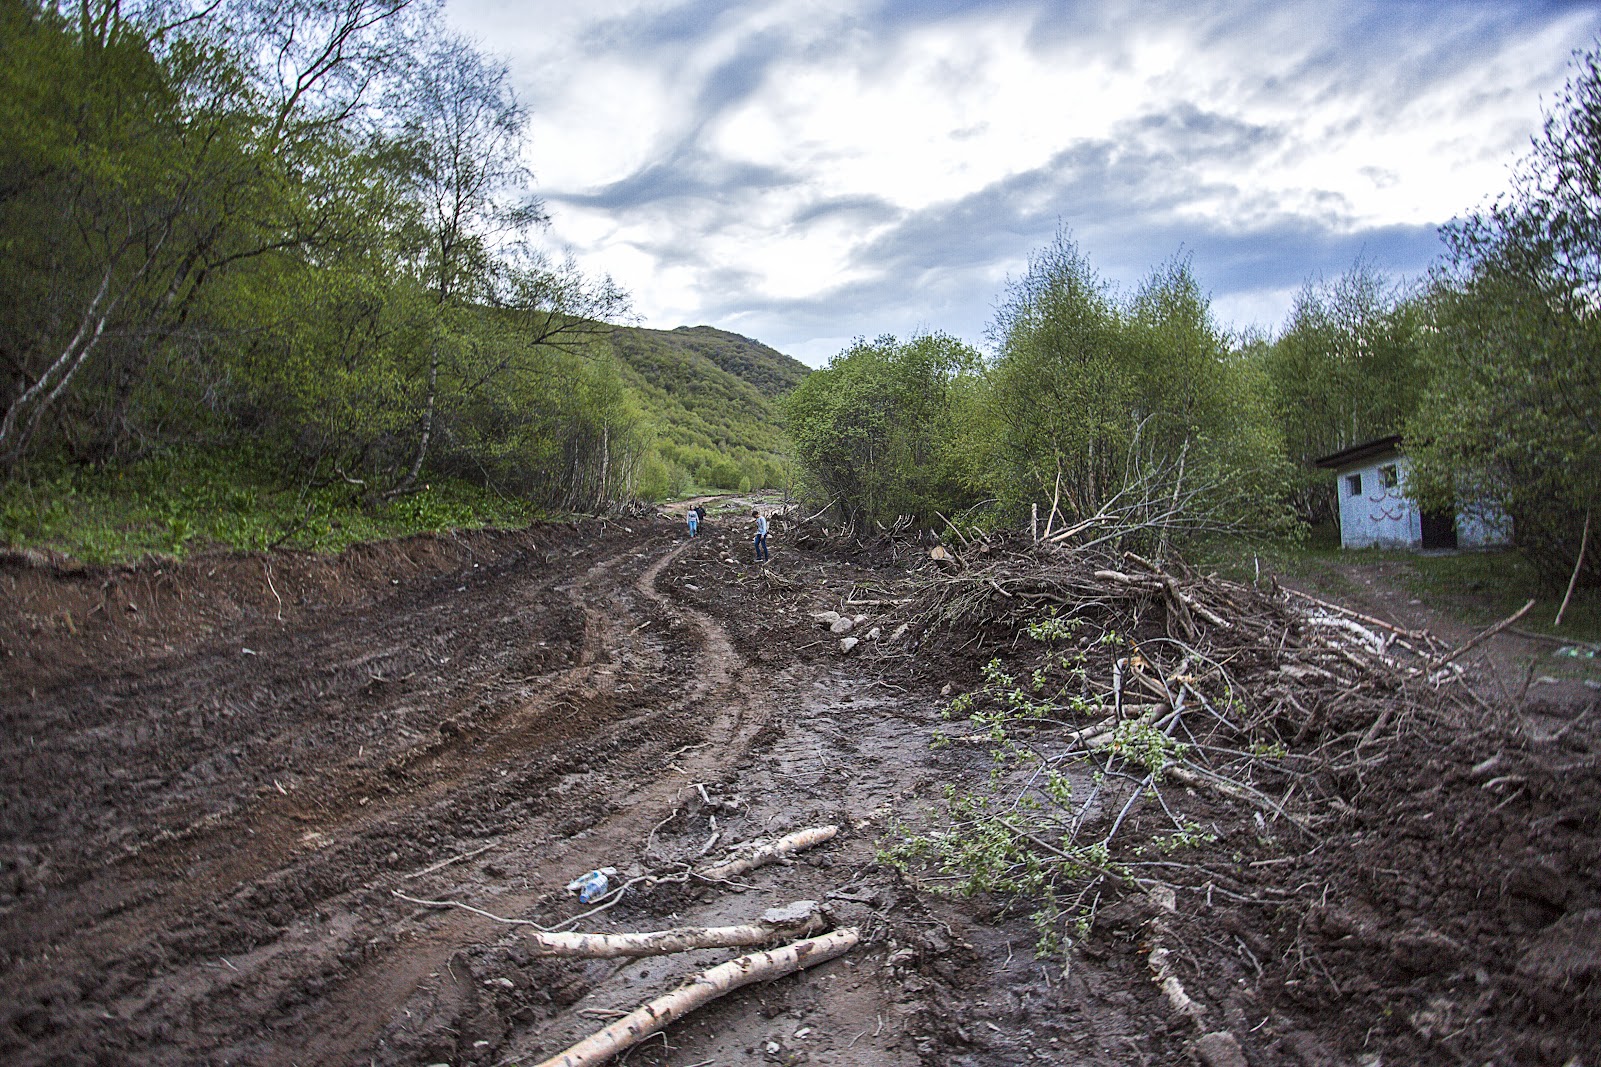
left=1195, top=529, right=1600, bottom=647
left=0, top=451, right=545, bottom=565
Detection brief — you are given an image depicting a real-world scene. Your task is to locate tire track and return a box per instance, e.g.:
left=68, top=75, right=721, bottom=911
left=251, top=534, right=771, bottom=1066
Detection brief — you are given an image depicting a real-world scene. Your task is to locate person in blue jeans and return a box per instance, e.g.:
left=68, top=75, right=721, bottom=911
left=686, top=508, right=698, bottom=537
left=751, top=509, right=769, bottom=562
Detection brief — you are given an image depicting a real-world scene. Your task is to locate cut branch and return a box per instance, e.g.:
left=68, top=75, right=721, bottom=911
left=1431, top=599, right=1536, bottom=671
left=532, top=928, right=860, bottom=1067
left=698, top=825, right=837, bottom=881
left=1555, top=509, right=1591, bottom=628
left=1281, top=586, right=1427, bottom=640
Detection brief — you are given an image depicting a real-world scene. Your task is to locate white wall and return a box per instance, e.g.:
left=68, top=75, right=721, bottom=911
left=1332, top=453, right=1514, bottom=550
left=1458, top=505, right=1514, bottom=548
left=1336, top=455, right=1419, bottom=549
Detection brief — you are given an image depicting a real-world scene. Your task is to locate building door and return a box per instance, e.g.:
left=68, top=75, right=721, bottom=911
left=1421, top=510, right=1458, bottom=550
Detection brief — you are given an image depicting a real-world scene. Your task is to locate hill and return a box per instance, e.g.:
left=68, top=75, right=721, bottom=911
left=606, top=324, right=810, bottom=492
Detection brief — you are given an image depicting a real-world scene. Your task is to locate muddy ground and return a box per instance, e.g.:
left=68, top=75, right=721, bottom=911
left=1, top=506, right=1597, bottom=1065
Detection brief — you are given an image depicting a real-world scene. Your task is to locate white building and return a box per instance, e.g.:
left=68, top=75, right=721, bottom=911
left=1313, top=435, right=1511, bottom=551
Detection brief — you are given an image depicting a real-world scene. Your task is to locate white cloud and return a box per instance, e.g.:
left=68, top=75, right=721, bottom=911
left=444, top=0, right=1600, bottom=363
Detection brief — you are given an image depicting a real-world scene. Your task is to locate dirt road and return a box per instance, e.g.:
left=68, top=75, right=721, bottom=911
left=2, top=518, right=976, bottom=1065
left=3, top=517, right=1597, bottom=1065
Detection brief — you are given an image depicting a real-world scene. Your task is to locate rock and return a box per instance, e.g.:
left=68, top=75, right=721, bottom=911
left=810, top=610, right=843, bottom=629
left=839, top=637, right=859, bottom=654
left=762, top=900, right=820, bottom=925
left=866, top=626, right=882, bottom=641
left=830, top=616, right=854, bottom=634
left=1146, top=885, right=1177, bottom=913
left=1192, top=1031, right=1248, bottom=1067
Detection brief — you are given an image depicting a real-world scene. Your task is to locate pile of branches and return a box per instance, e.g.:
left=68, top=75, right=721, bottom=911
left=897, top=530, right=1470, bottom=741
left=877, top=529, right=1494, bottom=958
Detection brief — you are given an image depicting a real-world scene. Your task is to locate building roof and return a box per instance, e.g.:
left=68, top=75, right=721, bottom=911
left=1312, top=434, right=1403, bottom=470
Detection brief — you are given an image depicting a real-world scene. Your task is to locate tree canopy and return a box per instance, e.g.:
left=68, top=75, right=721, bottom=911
left=0, top=0, right=651, bottom=520
left=1407, top=44, right=1601, bottom=588
left=783, top=333, right=981, bottom=533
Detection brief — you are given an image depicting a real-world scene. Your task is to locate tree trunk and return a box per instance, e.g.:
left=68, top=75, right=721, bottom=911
left=385, top=345, right=439, bottom=500
left=524, top=907, right=823, bottom=958
left=698, top=825, right=837, bottom=882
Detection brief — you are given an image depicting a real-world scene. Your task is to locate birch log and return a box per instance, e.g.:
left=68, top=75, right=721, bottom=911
left=698, top=825, right=837, bottom=881
left=525, top=906, right=823, bottom=958
left=532, top=928, right=860, bottom=1067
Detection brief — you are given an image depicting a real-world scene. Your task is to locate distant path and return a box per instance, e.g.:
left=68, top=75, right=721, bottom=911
left=1278, top=557, right=1597, bottom=707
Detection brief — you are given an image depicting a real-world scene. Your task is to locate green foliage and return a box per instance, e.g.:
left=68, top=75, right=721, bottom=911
left=1406, top=46, right=1601, bottom=589
left=983, top=234, right=1293, bottom=545
left=882, top=624, right=1216, bottom=958
left=0, top=451, right=541, bottom=563
left=983, top=232, right=1129, bottom=518
left=0, top=0, right=699, bottom=533
left=783, top=332, right=981, bottom=531
left=607, top=325, right=804, bottom=492
left=1252, top=262, right=1429, bottom=525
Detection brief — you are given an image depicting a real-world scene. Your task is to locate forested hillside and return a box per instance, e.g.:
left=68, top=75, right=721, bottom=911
left=609, top=325, right=806, bottom=496
left=0, top=1, right=799, bottom=562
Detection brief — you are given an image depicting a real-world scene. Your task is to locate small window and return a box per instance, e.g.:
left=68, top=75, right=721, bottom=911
left=1346, top=473, right=1362, bottom=497
left=1379, top=464, right=1399, bottom=490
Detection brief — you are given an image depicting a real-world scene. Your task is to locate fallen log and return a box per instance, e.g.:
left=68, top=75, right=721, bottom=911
left=524, top=902, right=824, bottom=958
left=533, top=928, right=860, bottom=1067
left=698, top=825, right=837, bottom=881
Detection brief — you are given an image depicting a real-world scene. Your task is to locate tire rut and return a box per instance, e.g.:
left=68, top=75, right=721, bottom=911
left=255, top=534, right=770, bottom=1066
left=0, top=527, right=705, bottom=1064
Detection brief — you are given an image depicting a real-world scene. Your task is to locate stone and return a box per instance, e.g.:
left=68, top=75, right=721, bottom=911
left=762, top=900, right=820, bottom=925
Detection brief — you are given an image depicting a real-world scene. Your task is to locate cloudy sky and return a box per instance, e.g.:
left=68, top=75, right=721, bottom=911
left=443, top=0, right=1600, bottom=365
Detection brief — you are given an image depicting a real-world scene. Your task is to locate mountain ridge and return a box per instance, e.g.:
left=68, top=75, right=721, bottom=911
left=606, top=322, right=810, bottom=491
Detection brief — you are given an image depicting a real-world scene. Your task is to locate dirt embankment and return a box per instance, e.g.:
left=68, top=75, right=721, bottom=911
left=1, top=519, right=1597, bottom=1066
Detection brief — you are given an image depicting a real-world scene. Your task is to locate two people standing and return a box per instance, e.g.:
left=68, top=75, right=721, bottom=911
left=684, top=501, right=771, bottom=563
